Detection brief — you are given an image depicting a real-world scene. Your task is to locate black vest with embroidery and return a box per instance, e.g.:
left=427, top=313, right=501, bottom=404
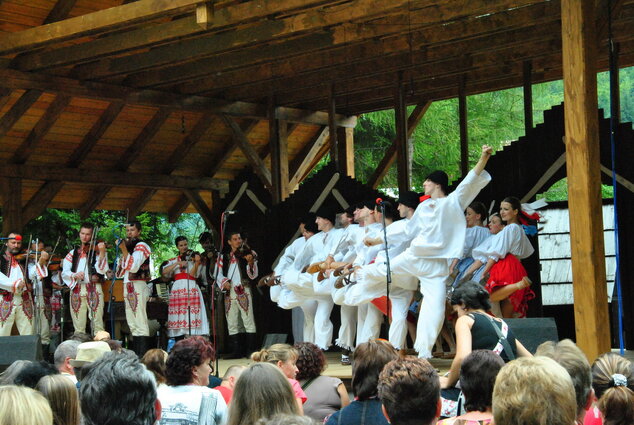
left=70, top=247, right=103, bottom=280
left=222, top=251, right=252, bottom=284
left=0, top=252, right=22, bottom=295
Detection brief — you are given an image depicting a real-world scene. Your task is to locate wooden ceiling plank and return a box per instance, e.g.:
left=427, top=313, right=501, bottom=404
left=0, top=67, right=356, bottom=127
left=368, top=102, right=431, bottom=189
left=80, top=186, right=109, bottom=219
left=0, top=0, right=208, bottom=55
left=168, top=195, right=190, bottom=223
left=0, top=89, right=43, bottom=139
left=2, top=164, right=228, bottom=191
left=221, top=115, right=272, bottom=189
left=207, top=119, right=258, bottom=178
left=10, top=94, right=71, bottom=164
left=288, top=126, right=329, bottom=189
left=22, top=181, right=65, bottom=223
left=43, top=0, right=79, bottom=25
left=117, top=108, right=171, bottom=171
left=127, top=188, right=157, bottom=218
left=15, top=0, right=338, bottom=71
left=0, top=88, right=13, bottom=110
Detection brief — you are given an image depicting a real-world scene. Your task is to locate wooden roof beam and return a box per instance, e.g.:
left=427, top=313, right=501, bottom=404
left=43, top=0, right=79, bottom=24
left=1, top=164, right=228, bottom=191
left=289, top=127, right=329, bottom=190
left=168, top=195, right=191, bottom=223
left=0, top=89, right=43, bottom=139
left=183, top=189, right=214, bottom=229
left=0, top=0, right=209, bottom=55
left=0, top=68, right=356, bottom=127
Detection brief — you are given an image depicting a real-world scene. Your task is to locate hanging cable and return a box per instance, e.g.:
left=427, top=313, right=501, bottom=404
left=607, top=0, right=624, bottom=354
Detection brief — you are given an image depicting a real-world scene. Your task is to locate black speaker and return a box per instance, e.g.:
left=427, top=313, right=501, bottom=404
left=262, top=333, right=288, bottom=347
left=505, top=317, right=559, bottom=354
left=0, top=335, right=43, bottom=372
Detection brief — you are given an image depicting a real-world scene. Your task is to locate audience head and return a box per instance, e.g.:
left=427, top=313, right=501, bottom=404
left=293, top=342, right=326, bottom=381
left=0, top=385, right=53, bottom=425
left=69, top=332, right=92, bottom=343
left=460, top=350, right=504, bottom=413
left=251, top=343, right=299, bottom=380
left=222, top=365, right=247, bottom=390
left=93, top=331, right=111, bottom=341
left=228, top=363, right=299, bottom=425
left=54, top=340, right=81, bottom=375
left=166, top=336, right=215, bottom=386
left=70, top=341, right=111, bottom=381
left=378, top=357, right=439, bottom=425
left=493, top=356, right=576, bottom=425
left=591, top=352, right=634, bottom=425
left=80, top=351, right=158, bottom=425
left=36, top=374, right=81, bottom=425
left=351, top=339, right=398, bottom=400
left=450, top=280, right=491, bottom=312
left=536, top=339, right=592, bottom=418
left=141, top=348, right=168, bottom=385
left=14, top=360, right=59, bottom=388
left=255, top=414, right=318, bottom=425
left=0, top=359, right=30, bottom=385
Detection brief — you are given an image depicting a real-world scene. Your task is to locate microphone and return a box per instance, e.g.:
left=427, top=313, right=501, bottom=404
left=225, top=210, right=238, bottom=215
left=375, top=198, right=384, bottom=206
left=0, top=235, right=22, bottom=241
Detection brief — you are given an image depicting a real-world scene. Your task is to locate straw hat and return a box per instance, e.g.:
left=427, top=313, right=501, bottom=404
left=69, top=341, right=111, bottom=367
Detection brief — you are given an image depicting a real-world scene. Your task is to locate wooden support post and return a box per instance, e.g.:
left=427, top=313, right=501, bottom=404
left=610, top=43, right=621, bottom=123
left=394, top=71, right=410, bottom=192
left=1, top=177, right=23, bottom=234
left=328, top=82, right=338, bottom=166
left=269, top=99, right=289, bottom=204
left=561, top=0, right=610, bottom=360
left=196, top=2, right=214, bottom=29
left=459, top=75, right=469, bottom=177
left=523, top=60, right=534, bottom=134
left=336, top=127, right=355, bottom=178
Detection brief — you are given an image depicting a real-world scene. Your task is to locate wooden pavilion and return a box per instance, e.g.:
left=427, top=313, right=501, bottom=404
left=0, top=0, right=630, bottom=359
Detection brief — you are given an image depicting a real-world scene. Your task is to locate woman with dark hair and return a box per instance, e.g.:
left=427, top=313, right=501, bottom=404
left=228, top=363, right=300, bottom=425
left=158, top=336, right=227, bottom=424
left=325, top=339, right=398, bottom=425
left=438, top=350, right=504, bottom=424
left=439, top=282, right=531, bottom=391
left=293, top=342, right=350, bottom=422
left=463, top=197, right=536, bottom=317
left=141, top=348, right=168, bottom=387
left=163, top=236, right=208, bottom=338
left=590, top=352, right=634, bottom=425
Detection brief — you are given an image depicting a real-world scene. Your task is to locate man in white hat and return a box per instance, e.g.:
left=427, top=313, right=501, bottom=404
left=70, top=341, right=111, bottom=382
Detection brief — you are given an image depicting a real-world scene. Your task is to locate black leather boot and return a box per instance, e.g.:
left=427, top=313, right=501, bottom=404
left=222, top=334, right=242, bottom=359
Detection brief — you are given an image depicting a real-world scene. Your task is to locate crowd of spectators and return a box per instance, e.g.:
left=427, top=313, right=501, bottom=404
left=0, top=330, right=632, bottom=425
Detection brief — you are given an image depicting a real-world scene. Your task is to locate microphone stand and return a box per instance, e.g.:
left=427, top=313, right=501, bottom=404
left=108, top=226, right=124, bottom=339
left=211, top=212, right=229, bottom=377
left=378, top=202, right=391, bottom=334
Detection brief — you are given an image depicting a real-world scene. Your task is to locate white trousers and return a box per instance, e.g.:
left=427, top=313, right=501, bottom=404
left=300, top=300, right=317, bottom=344
left=225, top=285, right=256, bottom=335
left=124, top=280, right=150, bottom=337
left=0, top=293, right=33, bottom=336
left=70, top=284, right=104, bottom=334
left=335, top=304, right=357, bottom=351
left=356, top=303, right=382, bottom=346
left=34, top=295, right=51, bottom=345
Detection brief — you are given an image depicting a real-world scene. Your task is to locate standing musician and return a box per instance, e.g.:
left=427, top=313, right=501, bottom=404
left=0, top=232, right=44, bottom=336
left=163, top=236, right=208, bottom=339
left=198, top=231, right=218, bottom=287
left=62, top=223, right=109, bottom=335
left=26, top=242, right=54, bottom=351
left=116, top=220, right=152, bottom=355
left=215, top=231, right=258, bottom=359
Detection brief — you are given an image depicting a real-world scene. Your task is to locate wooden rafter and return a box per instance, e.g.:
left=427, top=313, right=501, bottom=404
left=368, top=102, right=431, bottom=189
left=0, top=0, right=208, bottom=55
left=0, top=68, right=356, bottom=128
left=43, top=0, right=79, bottom=24
left=0, top=90, right=42, bottom=139
left=183, top=190, right=214, bottom=228
left=289, top=127, right=329, bottom=190
left=168, top=195, right=191, bottom=223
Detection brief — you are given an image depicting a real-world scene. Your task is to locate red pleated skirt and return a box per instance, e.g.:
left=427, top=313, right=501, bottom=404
left=485, top=254, right=535, bottom=317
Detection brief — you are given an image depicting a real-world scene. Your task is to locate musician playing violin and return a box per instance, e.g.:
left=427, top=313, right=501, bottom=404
left=62, top=223, right=109, bottom=335
left=163, top=236, right=208, bottom=339
left=214, top=230, right=258, bottom=359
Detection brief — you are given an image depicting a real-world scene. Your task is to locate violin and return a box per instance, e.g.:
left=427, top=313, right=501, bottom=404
left=235, top=241, right=257, bottom=263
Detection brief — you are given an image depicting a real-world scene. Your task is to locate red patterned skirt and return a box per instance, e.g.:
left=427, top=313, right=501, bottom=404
left=485, top=254, right=535, bottom=318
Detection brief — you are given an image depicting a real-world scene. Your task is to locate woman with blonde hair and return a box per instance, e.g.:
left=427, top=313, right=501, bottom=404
left=251, top=343, right=307, bottom=413
left=141, top=348, right=168, bottom=386
left=228, top=363, right=300, bottom=425
left=0, top=385, right=53, bottom=425
left=591, top=352, right=634, bottom=425
left=36, top=375, right=81, bottom=425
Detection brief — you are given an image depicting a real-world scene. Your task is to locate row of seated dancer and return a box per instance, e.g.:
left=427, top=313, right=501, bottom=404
left=259, top=145, right=540, bottom=363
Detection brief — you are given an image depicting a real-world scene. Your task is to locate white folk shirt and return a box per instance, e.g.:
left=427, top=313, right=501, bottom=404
left=117, top=242, right=151, bottom=283
left=165, top=255, right=202, bottom=281
left=332, top=224, right=364, bottom=264
left=62, top=249, right=109, bottom=290
left=472, top=223, right=534, bottom=263
left=375, top=217, right=412, bottom=263
left=0, top=255, right=27, bottom=294
left=407, top=169, right=492, bottom=259
left=215, top=252, right=258, bottom=289
left=457, top=226, right=492, bottom=261
left=273, top=237, right=306, bottom=276
left=27, top=262, right=49, bottom=298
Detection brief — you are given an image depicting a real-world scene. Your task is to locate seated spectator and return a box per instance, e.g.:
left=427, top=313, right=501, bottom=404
left=14, top=361, right=58, bottom=389
left=255, top=414, right=318, bottom=425
left=535, top=339, right=593, bottom=424
left=36, top=374, right=81, bottom=425
left=215, top=365, right=246, bottom=405
left=228, top=363, right=300, bottom=425
left=438, top=350, right=504, bottom=424
left=69, top=341, right=111, bottom=383
left=325, top=339, right=398, bottom=425
left=0, top=385, right=53, bottom=425
left=0, top=359, right=30, bottom=386
left=251, top=344, right=307, bottom=413
left=378, top=357, right=440, bottom=425
left=80, top=351, right=159, bottom=425
left=141, top=348, right=168, bottom=387
left=591, top=352, right=634, bottom=425
left=294, top=342, right=350, bottom=422
left=53, top=340, right=81, bottom=384
left=93, top=331, right=111, bottom=341
left=159, top=336, right=227, bottom=425
left=493, top=356, right=577, bottom=425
